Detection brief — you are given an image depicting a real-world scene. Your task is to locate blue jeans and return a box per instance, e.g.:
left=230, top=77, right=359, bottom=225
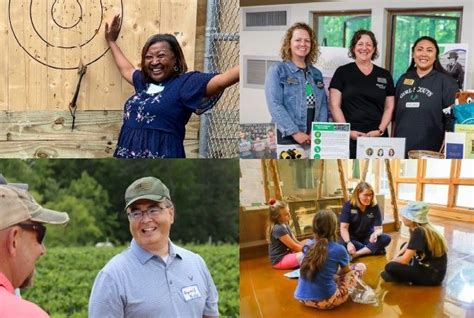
left=341, top=233, right=391, bottom=253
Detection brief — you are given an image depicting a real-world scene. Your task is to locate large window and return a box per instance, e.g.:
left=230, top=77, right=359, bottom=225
left=395, top=160, right=474, bottom=213
left=313, top=12, right=371, bottom=48
left=387, top=9, right=462, bottom=82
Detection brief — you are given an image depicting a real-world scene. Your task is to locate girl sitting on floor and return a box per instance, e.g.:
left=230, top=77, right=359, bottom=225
left=268, top=199, right=305, bottom=269
left=295, top=210, right=366, bottom=310
left=381, top=201, right=448, bottom=285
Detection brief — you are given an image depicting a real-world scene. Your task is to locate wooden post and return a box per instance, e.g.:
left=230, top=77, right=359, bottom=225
left=268, top=159, right=301, bottom=235
left=269, top=159, right=282, bottom=200
left=385, top=159, right=400, bottom=231
left=317, top=160, right=325, bottom=199
left=337, top=160, right=349, bottom=202
left=261, top=160, right=271, bottom=203
left=361, top=159, right=369, bottom=182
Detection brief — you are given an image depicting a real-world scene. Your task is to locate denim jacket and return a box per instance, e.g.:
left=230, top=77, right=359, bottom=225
left=265, top=60, right=329, bottom=137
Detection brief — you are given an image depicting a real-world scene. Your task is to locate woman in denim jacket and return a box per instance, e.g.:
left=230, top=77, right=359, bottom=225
left=265, top=23, right=329, bottom=149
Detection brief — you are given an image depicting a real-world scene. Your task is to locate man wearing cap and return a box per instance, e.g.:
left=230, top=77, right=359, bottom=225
left=88, top=176, right=219, bottom=318
left=0, top=176, right=69, bottom=318
left=445, top=51, right=464, bottom=89
left=380, top=201, right=448, bottom=286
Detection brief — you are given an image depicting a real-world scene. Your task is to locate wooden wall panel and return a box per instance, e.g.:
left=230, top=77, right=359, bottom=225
left=0, top=1, right=8, bottom=110
left=1, top=0, right=200, bottom=111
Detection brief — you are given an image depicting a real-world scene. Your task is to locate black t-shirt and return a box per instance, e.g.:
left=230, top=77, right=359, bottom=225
left=407, top=227, right=447, bottom=276
left=394, top=69, right=458, bottom=156
left=329, top=62, right=395, bottom=132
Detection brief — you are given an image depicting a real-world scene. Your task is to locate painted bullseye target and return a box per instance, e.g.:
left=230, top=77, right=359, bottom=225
left=9, top=0, right=123, bottom=70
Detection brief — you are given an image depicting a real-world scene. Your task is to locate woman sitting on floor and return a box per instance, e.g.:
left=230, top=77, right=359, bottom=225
left=294, top=210, right=366, bottom=310
left=268, top=199, right=305, bottom=269
left=340, top=181, right=391, bottom=259
left=381, top=201, right=448, bottom=285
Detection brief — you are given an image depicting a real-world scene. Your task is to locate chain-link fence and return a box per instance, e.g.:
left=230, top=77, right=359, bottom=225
left=199, top=0, right=239, bottom=158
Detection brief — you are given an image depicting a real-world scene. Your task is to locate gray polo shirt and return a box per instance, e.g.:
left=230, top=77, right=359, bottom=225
left=88, top=239, right=219, bottom=318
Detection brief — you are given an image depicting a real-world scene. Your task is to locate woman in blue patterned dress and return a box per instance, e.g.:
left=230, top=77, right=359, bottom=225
left=105, top=15, right=239, bottom=158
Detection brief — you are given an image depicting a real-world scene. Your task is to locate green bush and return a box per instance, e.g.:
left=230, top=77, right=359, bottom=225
left=23, top=244, right=239, bottom=317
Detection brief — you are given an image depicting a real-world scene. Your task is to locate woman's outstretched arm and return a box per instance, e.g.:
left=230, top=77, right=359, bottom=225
left=105, top=14, right=135, bottom=85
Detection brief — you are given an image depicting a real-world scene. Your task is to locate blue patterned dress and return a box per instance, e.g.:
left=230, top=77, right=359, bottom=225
left=114, top=70, right=220, bottom=158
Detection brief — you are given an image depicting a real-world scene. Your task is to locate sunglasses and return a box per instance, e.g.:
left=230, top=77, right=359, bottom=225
left=17, top=223, right=47, bottom=244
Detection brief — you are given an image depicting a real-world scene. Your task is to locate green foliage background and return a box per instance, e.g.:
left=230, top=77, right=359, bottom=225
left=316, top=12, right=460, bottom=82
left=0, top=159, right=239, bottom=245
left=22, top=245, right=239, bottom=318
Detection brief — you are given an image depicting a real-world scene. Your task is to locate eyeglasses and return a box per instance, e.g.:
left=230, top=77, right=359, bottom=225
left=127, top=205, right=169, bottom=221
left=17, top=223, right=47, bottom=244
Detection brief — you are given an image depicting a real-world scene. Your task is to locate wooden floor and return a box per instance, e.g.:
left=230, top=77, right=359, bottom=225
left=240, top=216, right=474, bottom=318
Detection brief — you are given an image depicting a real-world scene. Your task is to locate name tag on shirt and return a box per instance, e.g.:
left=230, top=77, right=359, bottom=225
left=350, top=209, right=358, bottom=214
left=146, top=83, right=164, bottom=94
left=377, top=77, right=387, bottom=84
left=182, top=285, right=202, bottom=302
left=367, top=213, right=374, bottom=218
left=406, top=102, right=420, bottom=108
left=403, top=78, right=415, bottom=85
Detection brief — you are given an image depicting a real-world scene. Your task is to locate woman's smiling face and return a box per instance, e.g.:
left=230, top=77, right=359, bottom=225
left=143, top=41, right=177, bottom=82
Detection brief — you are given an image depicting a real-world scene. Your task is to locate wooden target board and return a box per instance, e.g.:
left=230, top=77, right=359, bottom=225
left=0, top=0, right=202, bottom=111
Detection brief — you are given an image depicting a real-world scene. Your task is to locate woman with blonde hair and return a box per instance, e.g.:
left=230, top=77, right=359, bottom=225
left=265, top=22, right=328, bottom=149
left=381, top=201, right=448, bottom=285
left=295, top=210, right=366, bottom=310
left=267, top=199, right=305, bottom=269
left=340, top=181, right=391, bottom=259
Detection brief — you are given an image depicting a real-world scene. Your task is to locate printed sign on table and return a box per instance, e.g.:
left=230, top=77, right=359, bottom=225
left=311, top=122, right=350, bottom=159
left=356, top=137, right=406, bottom=159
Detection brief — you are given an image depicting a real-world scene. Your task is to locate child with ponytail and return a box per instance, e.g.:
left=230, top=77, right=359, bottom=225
left=268, top=199, right=305, bottom=269
left=295, top=210, right=366, bottom=310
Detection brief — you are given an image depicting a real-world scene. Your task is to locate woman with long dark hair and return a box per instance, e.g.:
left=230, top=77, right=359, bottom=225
left=294, top=210, right=366, bottom=310
left=393, top=36, right=458, bottom=157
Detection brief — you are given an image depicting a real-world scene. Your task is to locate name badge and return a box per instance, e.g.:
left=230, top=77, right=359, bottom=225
left=406, top=102, right=420, bottom=108
left=367, top=213, right=374, bottom=218
left=377, top=77, right=387, bottom=84
left=350, top=209, right=358, bottom=214
left=403, top=78, right=415, bottom=85
left=286, top=77, right=299, bottom=85
left=146, top=84, right=164, bottom=94
left=182, top=285, right=202, bottom=302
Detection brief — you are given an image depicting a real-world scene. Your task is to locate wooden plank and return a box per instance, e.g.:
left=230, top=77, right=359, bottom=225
left=8, top=1, right=27, bottom=110
left=160, top=0, right=198, bottom=69
left=0, top=140, right=115, bottom=158
left=0, top=139, right=199, bottom=159
left=0, top=110, right=199, bottom=141
left=194, top=0, right=207, bottom=71
left=0, top=0, right=9, bottom=110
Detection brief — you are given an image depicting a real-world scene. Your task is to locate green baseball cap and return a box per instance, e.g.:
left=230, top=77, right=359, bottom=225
left=124, top=177, right=171, bottom=210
